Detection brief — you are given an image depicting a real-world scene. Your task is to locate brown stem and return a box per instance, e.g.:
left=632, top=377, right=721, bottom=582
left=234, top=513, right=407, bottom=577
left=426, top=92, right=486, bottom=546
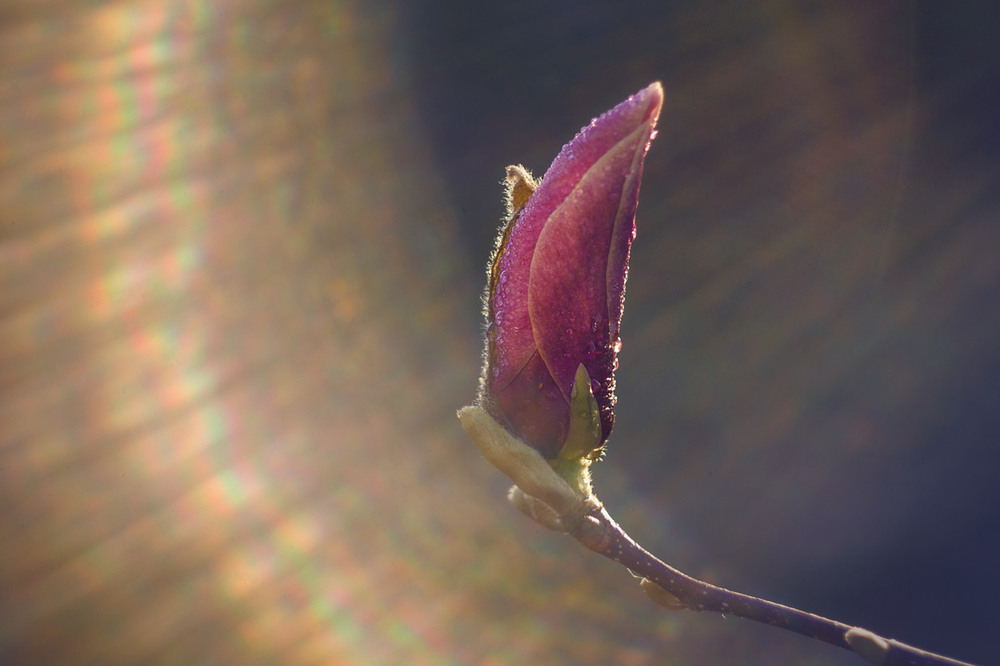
left=570, top=503, right=978, bottom=666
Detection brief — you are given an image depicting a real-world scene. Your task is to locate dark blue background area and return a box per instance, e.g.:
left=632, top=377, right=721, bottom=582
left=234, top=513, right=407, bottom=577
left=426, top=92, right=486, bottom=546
left=401, top=2, right=1000, bottom=664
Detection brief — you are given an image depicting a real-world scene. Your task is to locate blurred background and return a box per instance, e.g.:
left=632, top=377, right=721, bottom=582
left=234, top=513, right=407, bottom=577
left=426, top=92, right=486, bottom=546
left=1, top=1, right=998, bottom=664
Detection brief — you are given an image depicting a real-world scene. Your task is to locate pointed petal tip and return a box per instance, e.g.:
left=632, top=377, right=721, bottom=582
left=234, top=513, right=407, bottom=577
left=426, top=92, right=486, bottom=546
left=596, top=82, right=662, bottom=140
left=637, top=81, right=664, bottom=125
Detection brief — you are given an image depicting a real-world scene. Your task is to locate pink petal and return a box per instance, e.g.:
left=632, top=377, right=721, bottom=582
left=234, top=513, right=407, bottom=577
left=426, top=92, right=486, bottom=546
left=492, top=352, right=568, bottom=459
left=490, top=84, right=662, bottom=397
left=529, top=83, right=662, bottom=433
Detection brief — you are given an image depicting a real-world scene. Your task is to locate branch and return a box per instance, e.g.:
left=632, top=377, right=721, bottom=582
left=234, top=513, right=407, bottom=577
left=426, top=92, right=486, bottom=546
left=569, top=500, right=977, bottom=666
left=457, top=405, right=980, bottom=666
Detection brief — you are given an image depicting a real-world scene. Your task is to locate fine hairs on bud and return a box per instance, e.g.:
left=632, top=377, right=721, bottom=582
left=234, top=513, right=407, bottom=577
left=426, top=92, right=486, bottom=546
left=503, top=165, right=537, bottom=219
left=487, top=165, right=537, bottom=319
left=477, top=165, right=539, bottom=415
left=457, top=405, right=586, bottom=521
left=508, top=486, right=566, bottom=532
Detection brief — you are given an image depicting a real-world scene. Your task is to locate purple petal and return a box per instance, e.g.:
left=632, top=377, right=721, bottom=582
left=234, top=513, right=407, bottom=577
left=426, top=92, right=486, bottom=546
left=490, top=84, right=662, bottom=396
left=528, top=84, right=662, bottom=438
left=486, top=83, right=662, bottom=456
left=492, top=352, right=567, bottom=458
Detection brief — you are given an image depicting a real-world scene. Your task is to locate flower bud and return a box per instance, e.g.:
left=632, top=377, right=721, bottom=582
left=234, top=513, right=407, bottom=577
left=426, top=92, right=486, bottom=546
left=479, top=83, right=662, bottom=460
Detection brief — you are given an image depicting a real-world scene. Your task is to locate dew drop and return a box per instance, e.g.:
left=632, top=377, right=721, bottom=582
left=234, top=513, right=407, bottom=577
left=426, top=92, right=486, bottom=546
left=613, top=338, right=623, bottom=353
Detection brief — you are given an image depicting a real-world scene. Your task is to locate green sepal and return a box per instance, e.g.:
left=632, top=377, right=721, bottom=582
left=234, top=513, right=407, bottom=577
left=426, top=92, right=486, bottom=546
left=558, top=364, right=603, bottom=461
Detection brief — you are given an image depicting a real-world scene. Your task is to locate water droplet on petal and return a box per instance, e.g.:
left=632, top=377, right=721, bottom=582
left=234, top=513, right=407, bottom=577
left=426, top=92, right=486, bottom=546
left=613, top=338, right=623, bottom=353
